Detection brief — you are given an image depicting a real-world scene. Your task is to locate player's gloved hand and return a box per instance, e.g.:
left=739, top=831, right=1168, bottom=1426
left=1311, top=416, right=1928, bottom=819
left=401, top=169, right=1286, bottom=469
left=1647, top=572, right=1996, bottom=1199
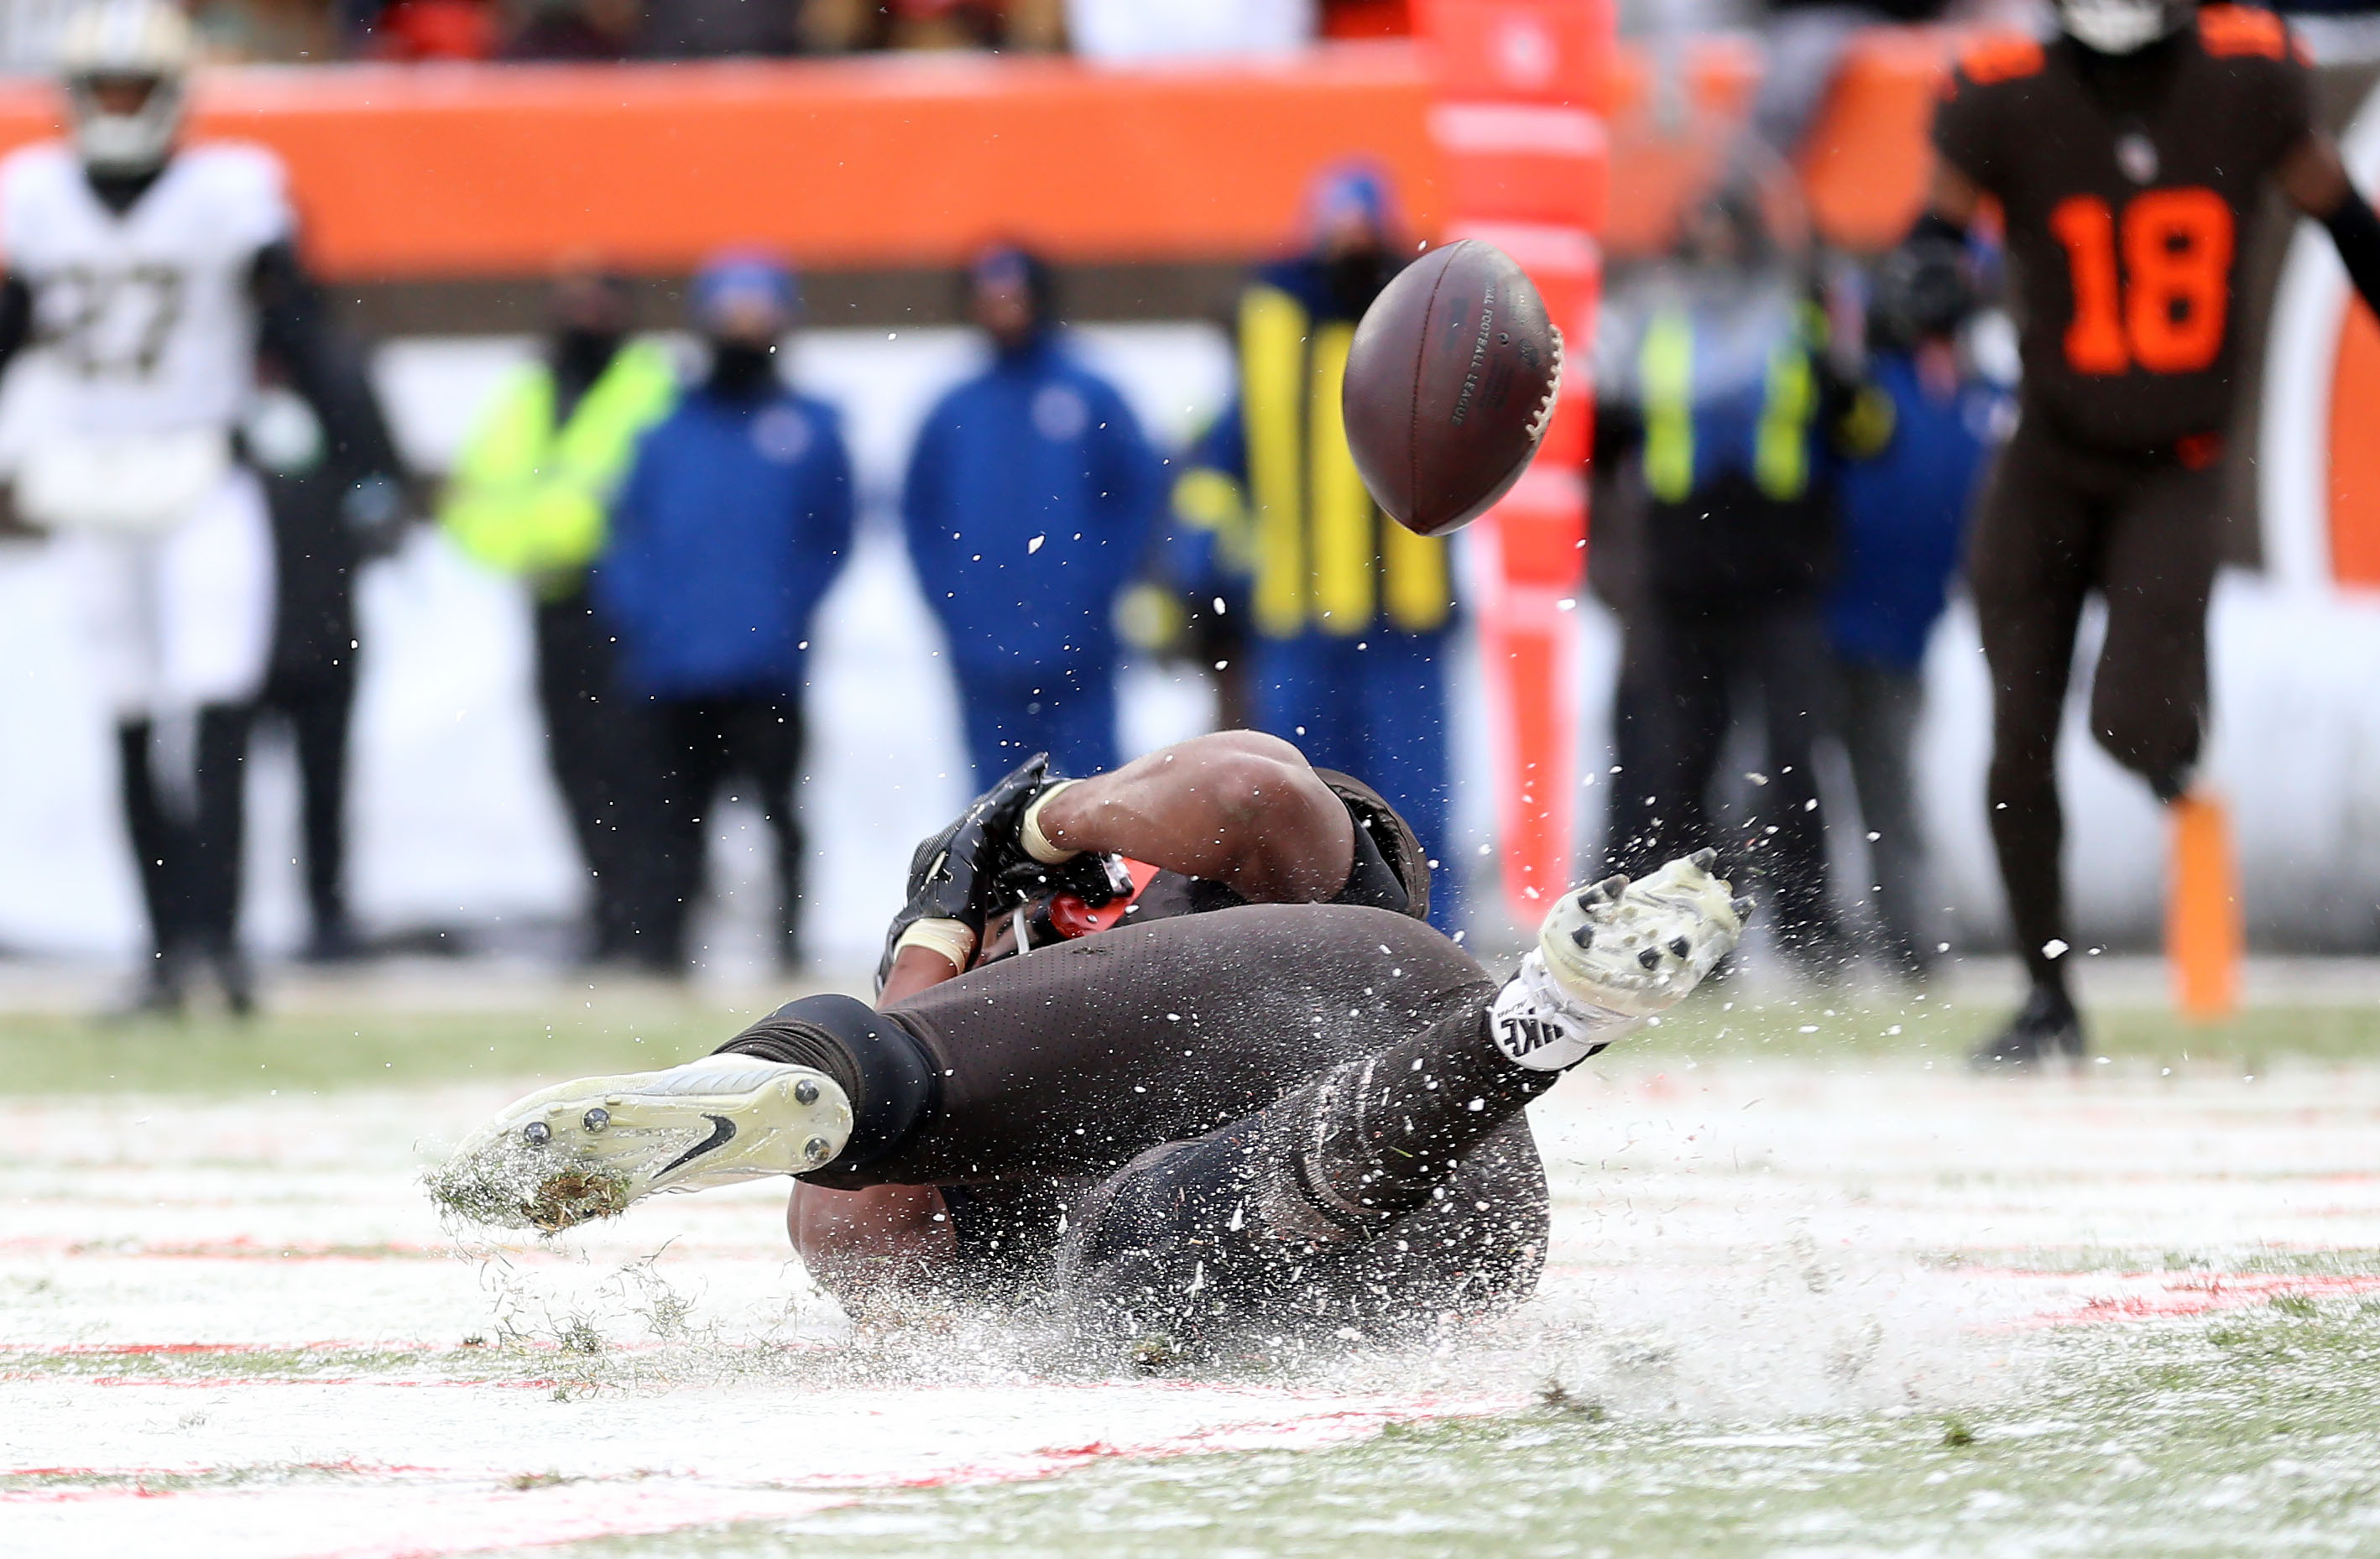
left=874, top=754, right=1057, bottom=991
left=985, top=774, right=1132, bottom=910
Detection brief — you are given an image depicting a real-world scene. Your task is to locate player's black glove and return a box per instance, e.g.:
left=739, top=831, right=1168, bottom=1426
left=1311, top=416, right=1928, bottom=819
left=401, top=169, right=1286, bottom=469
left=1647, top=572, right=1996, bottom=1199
left=979, top=770, right=1135, bottom=910
left=874, top=754, right=1057, bottom=992
left=991, top=837, right=1133, bottom=910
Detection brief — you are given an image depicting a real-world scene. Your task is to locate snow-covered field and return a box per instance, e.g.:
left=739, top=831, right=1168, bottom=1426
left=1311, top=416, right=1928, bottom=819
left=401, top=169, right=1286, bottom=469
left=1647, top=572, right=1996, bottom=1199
left=7, top=1036, right=2379, bottom=1558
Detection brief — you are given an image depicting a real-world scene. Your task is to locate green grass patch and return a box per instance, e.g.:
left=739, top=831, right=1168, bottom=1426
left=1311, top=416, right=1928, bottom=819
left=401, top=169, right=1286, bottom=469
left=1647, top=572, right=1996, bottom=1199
left=1632, top=992, right=2380, bottom=1071
left=1, top=987, right=2372, bottom=1097
left=0, top=1000, right=765, bottom=1096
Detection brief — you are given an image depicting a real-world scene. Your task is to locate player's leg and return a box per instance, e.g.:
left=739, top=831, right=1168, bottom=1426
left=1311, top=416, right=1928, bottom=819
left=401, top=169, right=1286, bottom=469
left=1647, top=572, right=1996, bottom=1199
left=67, top=529, right=183, bottom=1009
left=734, top=695, right=808, bottom=970
left=1835, top=658, right=1932, bottom=979
left=157, top=474, right=274, bottom=1011
left=113, top=719, right=188, bottom=1012
left=649, top=699, right=731, bottom=973
left=534, top=588, right=632, bottom=962
left=1968, top=431, right=2100, bottom=1065
left=2086, top=459, right=2221, bottom=800
left=431, top=904, right=1471, bottom=1230
left=286, top=668, right=359, bottom=958
left=1053, top=856, right=1741, bottom=1349
left=1627, top=597, right=1729, bottom=874
left=185, top=702, right=257, bottom=1014
left=1747, top=603, right=1845, bottom=972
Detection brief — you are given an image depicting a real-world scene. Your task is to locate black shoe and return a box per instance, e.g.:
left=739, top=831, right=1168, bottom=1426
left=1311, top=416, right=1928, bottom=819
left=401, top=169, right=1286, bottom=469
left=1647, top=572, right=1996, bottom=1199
left=1970, top=987, right=2084, bottom=1071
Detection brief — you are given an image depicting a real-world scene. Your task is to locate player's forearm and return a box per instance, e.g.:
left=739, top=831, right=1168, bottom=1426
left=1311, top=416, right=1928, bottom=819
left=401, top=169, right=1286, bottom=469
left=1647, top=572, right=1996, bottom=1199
left=878, top=941, right=963, bottom=1006
left=1033, top=732, right=1354, bottom=904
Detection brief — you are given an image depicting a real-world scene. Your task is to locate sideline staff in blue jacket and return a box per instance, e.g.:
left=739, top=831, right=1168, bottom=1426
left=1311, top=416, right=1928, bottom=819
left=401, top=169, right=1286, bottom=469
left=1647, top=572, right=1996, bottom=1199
left=901, top=245, right=1161, bottom=784
left=1827, top=234, right=2005, bottom=981
left=597, top=253, right=853, bottom=971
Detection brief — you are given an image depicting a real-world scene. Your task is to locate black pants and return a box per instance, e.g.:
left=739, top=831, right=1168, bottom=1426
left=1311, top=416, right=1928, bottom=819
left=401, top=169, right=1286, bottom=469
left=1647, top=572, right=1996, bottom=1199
left=535, top=588, right=664, bottom=965
left=650, top=695, right=806, bottom=969
left=1968, top=426, right=2221, bottom=991
left=1619, top=594, right=1839, bottom=952
left=728, top=905, right=1551, bottom=1347
left=255, top=667, right=355, bottom=943
left=118, top=706, right=253, bottom=967
left=1830, top=654, right=1931, bottom=973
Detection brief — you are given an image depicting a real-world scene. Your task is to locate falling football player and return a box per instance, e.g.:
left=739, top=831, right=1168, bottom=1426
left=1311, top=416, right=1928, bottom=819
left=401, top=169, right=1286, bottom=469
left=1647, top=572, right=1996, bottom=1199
left=435, top=734, right=1747, bottom=1357
left=1924, top=1, right=2380, bottom=1065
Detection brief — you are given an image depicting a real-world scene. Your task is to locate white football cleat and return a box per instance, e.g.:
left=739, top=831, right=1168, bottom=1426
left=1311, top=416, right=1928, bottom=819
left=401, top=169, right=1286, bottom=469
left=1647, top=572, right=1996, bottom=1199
left=1490, top=849, right=1748, bottom=1071
left=429, top=1055, right=852, bottom=1233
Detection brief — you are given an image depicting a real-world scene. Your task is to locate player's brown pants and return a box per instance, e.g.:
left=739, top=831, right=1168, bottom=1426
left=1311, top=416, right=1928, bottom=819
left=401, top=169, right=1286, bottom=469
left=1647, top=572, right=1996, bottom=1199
left=723, top=905, right=1553, bottom=1345
left=1968, top=425, right=2222, bottom=990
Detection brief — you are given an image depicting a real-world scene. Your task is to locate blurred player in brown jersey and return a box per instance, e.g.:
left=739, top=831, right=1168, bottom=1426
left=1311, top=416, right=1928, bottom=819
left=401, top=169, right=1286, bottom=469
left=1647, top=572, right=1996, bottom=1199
left=1924, top=1, right=2380, bottom=1066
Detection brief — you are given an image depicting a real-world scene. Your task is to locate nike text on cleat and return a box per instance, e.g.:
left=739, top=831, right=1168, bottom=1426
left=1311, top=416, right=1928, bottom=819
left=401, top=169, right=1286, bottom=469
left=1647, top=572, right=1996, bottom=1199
left=1490, top=852, right=1749, bottom=1072
left=428, top=1056, right=853, bottom=1233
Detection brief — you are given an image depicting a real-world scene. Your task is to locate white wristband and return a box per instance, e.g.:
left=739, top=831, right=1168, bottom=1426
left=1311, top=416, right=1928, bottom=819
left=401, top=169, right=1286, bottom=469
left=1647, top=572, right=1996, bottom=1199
left=893, top=917, right=976, bottom=972
left=1020, top=780, right=1081, bottom=865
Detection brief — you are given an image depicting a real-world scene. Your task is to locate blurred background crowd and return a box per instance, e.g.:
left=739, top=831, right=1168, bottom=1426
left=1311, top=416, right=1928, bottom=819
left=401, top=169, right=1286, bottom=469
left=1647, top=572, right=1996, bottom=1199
left=3, top=0, right=2380, bottom=1024
left=15, top=0, right=2377, bottom=70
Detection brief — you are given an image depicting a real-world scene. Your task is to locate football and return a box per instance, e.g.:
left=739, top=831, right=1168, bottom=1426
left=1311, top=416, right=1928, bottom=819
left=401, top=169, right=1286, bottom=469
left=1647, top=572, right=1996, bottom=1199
left=1341, top=238, right=1563, bottom=538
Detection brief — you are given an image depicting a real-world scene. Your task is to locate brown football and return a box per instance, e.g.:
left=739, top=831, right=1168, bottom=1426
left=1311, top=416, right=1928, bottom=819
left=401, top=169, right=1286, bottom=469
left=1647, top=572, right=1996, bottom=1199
left=1342, top=239, right=1563, bottom=538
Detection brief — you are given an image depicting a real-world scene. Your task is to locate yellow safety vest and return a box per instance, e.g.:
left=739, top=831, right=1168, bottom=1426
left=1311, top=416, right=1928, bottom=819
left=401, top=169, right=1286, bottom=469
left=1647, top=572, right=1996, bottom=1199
left=439, top=341, right=678, bottom=597
left=1221, top=282, right=1454, bottom=639
left=1639, top=304, right=1826, bottom=505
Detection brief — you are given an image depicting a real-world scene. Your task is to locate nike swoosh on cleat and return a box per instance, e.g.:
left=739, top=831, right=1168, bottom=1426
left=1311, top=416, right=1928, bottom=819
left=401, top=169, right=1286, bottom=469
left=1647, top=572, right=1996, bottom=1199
left=656, top=1113, right=738, bottom=1176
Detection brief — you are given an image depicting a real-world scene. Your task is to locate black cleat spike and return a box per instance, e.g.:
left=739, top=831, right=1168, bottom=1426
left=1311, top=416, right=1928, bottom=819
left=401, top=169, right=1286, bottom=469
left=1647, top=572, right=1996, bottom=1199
left=1570, top=925, right=1594, bottom=951
left=1688, top=847, right=1717, bottom=871
left=1636, top=946, right=1661, bottom=970
left=1577, top=873, right=1629, bottom=911
left=1669, top=936, right=1692, bottom=958
left=1731, top=895, right=1757, bottom=922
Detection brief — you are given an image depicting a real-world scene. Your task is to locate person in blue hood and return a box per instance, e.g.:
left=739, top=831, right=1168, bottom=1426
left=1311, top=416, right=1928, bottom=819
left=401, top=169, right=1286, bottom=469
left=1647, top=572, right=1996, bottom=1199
left=901, top=244, right=1163, bottom=785
left=1826, top=232, right=2007, bottom=982
left=596, top=253, right=854, bottom=972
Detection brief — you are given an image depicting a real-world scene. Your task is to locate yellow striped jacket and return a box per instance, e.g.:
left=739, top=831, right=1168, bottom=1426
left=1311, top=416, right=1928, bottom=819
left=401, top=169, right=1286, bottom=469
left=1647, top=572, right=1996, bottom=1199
left=1176, top=279, right=1454, bottom=640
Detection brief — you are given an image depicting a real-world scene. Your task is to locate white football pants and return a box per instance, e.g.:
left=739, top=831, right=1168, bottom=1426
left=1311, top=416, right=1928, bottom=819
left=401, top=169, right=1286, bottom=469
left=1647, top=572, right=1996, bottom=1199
left=55, top=467, right=276, bottom=722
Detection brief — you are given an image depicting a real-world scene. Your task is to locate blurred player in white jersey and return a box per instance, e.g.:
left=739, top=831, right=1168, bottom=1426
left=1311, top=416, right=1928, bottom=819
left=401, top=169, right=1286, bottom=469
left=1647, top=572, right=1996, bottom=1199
left=0, top=0, right=406, bottom=1014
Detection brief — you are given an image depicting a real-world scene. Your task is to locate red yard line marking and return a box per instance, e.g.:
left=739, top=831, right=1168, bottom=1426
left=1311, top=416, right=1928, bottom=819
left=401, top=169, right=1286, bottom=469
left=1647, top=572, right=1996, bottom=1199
left=1997, top=1270, right=2380, bottom=1327
left=0, top=1342, right=442, bottom=1357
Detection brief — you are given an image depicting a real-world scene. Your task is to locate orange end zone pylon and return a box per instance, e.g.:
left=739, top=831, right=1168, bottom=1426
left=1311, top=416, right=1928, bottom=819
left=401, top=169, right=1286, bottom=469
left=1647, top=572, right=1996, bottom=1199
left=1422, top=0, right=1613, bottom=922
left=2167, top=791, right=2242, bottom=1020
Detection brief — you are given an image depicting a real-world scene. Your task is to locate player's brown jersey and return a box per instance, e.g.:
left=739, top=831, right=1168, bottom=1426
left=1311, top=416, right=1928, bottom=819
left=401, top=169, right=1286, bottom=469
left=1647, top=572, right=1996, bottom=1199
left=1932, top=8, right=2315, bottom=454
